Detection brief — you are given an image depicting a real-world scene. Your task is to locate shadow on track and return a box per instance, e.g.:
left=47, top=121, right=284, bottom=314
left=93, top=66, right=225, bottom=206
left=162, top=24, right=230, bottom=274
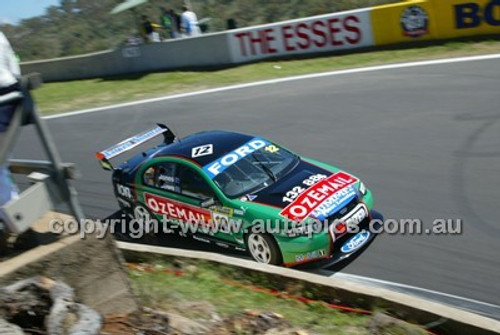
left=106, top=210, right=249, bottom=259
left=105, top=209, right=382, bottom=274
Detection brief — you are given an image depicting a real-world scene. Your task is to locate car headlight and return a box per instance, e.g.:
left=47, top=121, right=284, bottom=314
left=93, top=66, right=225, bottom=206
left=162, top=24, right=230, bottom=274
left=358, top=182, right=367, bottom=196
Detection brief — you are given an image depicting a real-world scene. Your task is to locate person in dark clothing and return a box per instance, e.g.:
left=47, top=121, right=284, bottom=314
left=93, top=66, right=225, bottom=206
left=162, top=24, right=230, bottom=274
left=141, top=15, right=160, bottom=42
left=160, top=8, right=180, bottom=39
left=171, top=9, right=181, bottom=37
left=227, top=18, right=237, bottom=30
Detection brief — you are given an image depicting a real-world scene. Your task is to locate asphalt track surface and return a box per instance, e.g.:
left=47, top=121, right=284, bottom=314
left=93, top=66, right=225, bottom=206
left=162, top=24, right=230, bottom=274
left=14, top=57, right=500, bottom=317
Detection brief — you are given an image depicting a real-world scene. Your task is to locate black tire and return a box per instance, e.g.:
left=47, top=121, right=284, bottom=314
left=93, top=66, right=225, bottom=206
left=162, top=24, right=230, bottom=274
left=132, top=203, right=156, bottom=227
left=245, top=233, right=282, bottom=265
left=128, top=203, right=159, bottom=243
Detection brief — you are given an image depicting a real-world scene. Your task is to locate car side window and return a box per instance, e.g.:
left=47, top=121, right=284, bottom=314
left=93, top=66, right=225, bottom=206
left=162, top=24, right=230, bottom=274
left=177, top=165, right=215, bottom=200
left=142, top=163, right=179, bottom=192
left=156, top=163, right=179, bottom=192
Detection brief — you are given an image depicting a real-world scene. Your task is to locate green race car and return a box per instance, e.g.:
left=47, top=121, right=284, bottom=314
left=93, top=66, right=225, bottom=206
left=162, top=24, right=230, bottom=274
left=97, top=124, right=379, bottom=267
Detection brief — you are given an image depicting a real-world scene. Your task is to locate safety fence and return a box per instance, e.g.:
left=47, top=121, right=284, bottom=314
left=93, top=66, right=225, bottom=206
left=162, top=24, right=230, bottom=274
left=0, top=74, right=84, bottom=245
left=20, top=0, right=500, bottom=82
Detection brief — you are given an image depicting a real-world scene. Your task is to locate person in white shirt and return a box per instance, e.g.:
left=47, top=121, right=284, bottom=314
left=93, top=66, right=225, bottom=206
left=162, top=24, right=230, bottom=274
left=180, top=5, right=201, bottom=37
left=0, top=31, right=20, bottom=207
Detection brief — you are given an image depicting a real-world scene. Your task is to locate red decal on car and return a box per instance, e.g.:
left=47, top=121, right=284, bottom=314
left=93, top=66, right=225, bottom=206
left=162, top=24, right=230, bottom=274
left=280, top=172, right=358, bottom=222
left=144, top=193, right=213, bottom=226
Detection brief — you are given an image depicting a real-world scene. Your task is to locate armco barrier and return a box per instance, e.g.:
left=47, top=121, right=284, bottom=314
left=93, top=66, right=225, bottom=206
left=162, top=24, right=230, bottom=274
left=117, top=242, right=500, bottom=335
left=20, top=0, right=500, bottom=82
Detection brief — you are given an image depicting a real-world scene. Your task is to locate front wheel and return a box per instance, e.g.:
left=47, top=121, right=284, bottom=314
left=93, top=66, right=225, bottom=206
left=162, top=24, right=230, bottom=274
left=246, top=233, right=282, bottom=265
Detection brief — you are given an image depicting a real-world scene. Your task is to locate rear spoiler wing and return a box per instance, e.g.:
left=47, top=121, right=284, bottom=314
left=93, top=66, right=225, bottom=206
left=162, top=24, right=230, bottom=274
left=96, top=123, right=176, bottom=171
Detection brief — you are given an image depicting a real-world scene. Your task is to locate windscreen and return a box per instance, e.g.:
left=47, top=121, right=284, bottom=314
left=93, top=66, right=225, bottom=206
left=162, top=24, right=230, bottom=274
left=213, top=144, right=299, bottom=198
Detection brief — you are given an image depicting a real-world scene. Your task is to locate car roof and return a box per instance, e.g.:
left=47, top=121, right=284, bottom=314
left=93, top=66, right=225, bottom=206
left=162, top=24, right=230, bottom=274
left=154, top=130, right=255, bottom=166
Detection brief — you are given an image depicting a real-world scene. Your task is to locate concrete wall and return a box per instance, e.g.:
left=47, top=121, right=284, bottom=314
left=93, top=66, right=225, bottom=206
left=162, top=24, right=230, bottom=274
left=21, top=32, right=232, bottom=82
left=225, top=8, right=373, bottom=63
left=20, top=0, right=500, bottom=82
left=20, top=8, right=375, bottom=82
left=371, top=0, right=500, bottom=46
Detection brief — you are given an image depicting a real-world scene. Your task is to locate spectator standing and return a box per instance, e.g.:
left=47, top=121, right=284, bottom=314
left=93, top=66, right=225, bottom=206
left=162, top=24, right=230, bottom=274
left=159, top=7, right=171, bottom=39
left=160, top=8, right=179, bottom=39
left=141, top=15, right=160, bottom=43
left=169, top=9, right=181, bottom=38
left=0, top=31, right=20, bottom=207
left=180, top=5, right=201, bottom=37
left=227, top=18, right=238, bottom=30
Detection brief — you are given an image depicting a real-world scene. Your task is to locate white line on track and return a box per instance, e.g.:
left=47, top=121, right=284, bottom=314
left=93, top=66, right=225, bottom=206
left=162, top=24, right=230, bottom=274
left=333, top=272, right=500, bottom=309
left=44, top=53, right=500, bottom=120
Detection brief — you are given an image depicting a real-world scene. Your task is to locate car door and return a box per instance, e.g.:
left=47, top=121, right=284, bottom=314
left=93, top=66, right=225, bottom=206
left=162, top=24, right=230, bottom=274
left=137, top=160, right=184, bottom=223
left=137, top=159, right=237, bottom=243
left=175, top=163, right=238, bottom=244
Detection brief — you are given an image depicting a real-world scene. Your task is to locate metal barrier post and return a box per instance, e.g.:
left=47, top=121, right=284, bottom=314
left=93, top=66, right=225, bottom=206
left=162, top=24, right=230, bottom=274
left=0, top=74, right=85, bottom=237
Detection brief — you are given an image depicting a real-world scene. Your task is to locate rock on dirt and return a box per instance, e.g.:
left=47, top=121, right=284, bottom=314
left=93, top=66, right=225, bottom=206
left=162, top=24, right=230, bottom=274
left=210, top=310, right=304, bottom=335
left=0, top=277, right=102, bottom=335
left=0, top=319, right=24, bottom=335
left=101, top=308, right=310, bottom=335
left=168, top=312, right=208, bottom=335
left=369, top=312, right=427, bottom=335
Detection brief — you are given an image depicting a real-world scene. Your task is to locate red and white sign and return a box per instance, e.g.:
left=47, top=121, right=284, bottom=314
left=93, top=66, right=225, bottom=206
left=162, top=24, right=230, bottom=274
left=228, top=9, right=373, bottom=62
left=280, top=171, right=358, bottom=222
left=144, top=193, right=213, bottom=226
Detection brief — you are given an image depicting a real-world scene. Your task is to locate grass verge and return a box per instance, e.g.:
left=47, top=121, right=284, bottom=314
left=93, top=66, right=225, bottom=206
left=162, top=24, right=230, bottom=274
left=128, top=258, right=428, bottom=335
left=33, top=39, right=500, bottom=115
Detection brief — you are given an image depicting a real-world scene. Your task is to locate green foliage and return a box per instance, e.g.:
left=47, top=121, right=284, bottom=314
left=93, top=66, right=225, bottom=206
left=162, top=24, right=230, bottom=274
left=1, top=0, right=399, bottom=61
left=128, top=260, right=372, bottom=334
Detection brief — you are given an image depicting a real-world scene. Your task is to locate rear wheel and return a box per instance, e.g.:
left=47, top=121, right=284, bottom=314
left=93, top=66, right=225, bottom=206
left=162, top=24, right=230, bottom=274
left=133, top=204, right=155, bottom=226
left=246, top=233, right=282, bottom=265
left=128, top=203, right=158, bottom=242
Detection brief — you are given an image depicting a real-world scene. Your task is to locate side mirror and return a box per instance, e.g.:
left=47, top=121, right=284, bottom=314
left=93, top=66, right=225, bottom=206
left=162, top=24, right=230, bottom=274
left=200, top=197, right=216, bottom=208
